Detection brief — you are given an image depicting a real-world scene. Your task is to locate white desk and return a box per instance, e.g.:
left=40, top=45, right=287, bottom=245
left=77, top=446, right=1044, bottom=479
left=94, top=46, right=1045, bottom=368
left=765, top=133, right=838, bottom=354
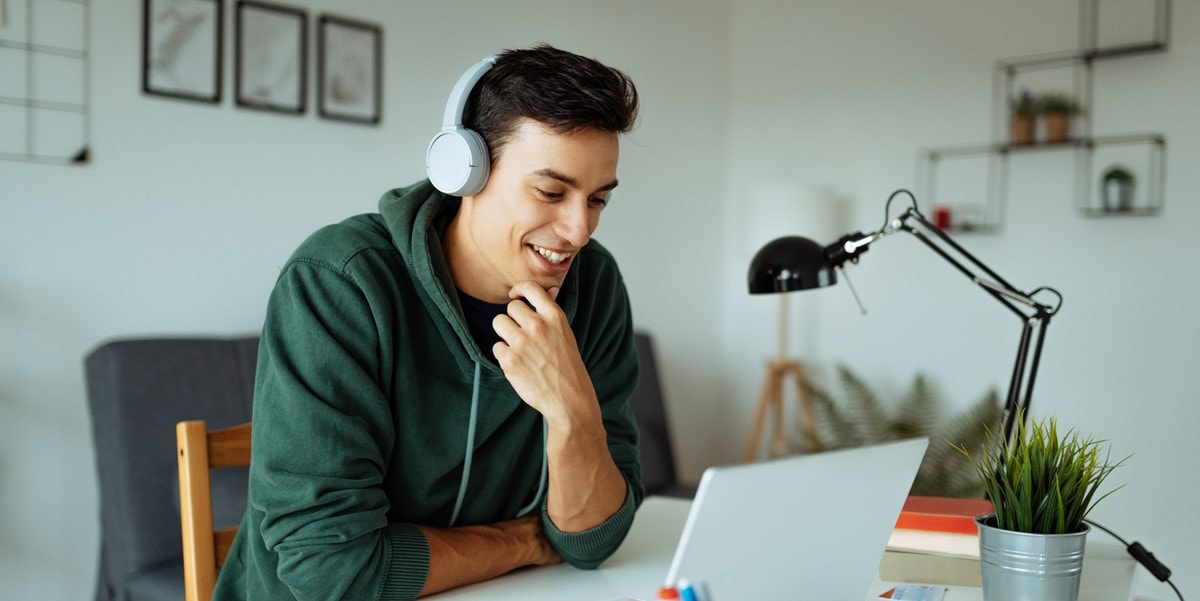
left=430, top=496, right=1137, bottom=600
left=431, top=497, right=691, bottom=600
left=869, top=542, right=1138, bottom=601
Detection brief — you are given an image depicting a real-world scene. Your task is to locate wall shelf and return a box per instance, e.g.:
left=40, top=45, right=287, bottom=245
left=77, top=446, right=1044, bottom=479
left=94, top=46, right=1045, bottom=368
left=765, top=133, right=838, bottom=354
left=917, top=0, right=1170, bottom=232
left=997, top=41, right=1168, bottom=72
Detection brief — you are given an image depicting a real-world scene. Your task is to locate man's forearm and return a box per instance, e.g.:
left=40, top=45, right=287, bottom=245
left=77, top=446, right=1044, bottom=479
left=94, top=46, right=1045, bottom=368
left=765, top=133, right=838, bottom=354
left=544, top=408, right=628, bottom=532
left=417, top=515, right=561, bottom=597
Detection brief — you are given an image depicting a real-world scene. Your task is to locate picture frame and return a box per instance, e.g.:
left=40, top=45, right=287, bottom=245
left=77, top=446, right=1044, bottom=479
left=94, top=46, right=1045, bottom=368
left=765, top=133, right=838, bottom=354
left=143, top=0, right=223, bottom=103
left=317, top=14, right=382, bottom=125
left=235, top=0, right=306, bottom=114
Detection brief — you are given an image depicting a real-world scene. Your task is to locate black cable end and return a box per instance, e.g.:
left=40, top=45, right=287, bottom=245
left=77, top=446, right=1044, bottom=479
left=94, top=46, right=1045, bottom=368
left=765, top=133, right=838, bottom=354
left=1128, top=541, right=1172, bottom=582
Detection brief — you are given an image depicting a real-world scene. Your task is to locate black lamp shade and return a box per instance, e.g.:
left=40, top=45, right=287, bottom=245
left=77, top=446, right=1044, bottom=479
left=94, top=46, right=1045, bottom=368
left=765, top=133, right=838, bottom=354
left=747, top=236, right=837, bottom=294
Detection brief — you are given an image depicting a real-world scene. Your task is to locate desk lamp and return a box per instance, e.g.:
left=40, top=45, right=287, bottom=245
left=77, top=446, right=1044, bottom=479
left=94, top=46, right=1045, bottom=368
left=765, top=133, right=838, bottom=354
left=747, top=189, right=1062, bottom=445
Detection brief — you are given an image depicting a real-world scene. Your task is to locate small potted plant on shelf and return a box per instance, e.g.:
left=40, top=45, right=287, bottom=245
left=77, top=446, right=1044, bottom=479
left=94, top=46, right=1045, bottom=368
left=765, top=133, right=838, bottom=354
left=1010, top=90, right=1038, bottom=145
left=1039, top=92, right=1083, bottom=143
left=957, top=412, right=1125, bottom=601
left=1102, top=165, right=1136, bottom=212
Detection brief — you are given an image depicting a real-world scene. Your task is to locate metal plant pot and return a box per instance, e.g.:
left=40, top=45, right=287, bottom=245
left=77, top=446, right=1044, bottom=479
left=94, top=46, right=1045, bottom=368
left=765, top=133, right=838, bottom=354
left=1104, top=179, right=1134, bottom=212
left=976, top=514, right=1089, bottom=601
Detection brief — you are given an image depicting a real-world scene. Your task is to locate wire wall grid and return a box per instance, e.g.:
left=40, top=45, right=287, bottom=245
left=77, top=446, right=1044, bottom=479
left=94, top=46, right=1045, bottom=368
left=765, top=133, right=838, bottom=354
left=0, top=0, right=91, bottom=165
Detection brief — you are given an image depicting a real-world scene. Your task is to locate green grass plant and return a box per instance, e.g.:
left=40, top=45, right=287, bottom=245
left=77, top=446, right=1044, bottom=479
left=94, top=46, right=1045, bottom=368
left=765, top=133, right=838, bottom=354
left=958, top=412, right=1125, bottom=534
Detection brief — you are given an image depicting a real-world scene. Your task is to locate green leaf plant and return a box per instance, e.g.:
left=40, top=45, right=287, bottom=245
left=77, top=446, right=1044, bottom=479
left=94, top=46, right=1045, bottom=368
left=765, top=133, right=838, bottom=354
left=957, top=411, right=1126, bottom=534
left=802, top=365, right=1002, bottom=498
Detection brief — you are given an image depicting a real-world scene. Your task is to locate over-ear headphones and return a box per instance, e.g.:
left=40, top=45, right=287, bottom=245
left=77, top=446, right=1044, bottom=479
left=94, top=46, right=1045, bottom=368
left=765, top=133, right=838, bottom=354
left=426, top=56, right=498, bottom=196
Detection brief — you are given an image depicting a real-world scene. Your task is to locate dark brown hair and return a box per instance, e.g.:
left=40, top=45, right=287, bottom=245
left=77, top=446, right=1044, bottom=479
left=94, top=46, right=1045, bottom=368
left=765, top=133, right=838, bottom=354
left=464, top=44, right=639, bottom=164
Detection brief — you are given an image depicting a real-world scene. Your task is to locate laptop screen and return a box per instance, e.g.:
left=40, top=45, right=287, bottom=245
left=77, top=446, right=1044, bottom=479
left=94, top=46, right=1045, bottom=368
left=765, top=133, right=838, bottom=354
left=663, top=438, right=928, bottom=599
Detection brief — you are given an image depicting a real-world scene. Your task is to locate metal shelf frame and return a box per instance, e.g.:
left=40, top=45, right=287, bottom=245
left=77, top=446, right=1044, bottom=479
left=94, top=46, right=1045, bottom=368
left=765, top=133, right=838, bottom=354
left=917, top=0, right=1170, bottom=232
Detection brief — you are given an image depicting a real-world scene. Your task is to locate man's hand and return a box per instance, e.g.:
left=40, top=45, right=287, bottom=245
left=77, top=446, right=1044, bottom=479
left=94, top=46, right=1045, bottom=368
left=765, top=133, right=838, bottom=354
left=491, top=281, right=628, bottom=533
left=418, top=514, right=562, bottom=596
left=491, top=281, right=598, bottom=426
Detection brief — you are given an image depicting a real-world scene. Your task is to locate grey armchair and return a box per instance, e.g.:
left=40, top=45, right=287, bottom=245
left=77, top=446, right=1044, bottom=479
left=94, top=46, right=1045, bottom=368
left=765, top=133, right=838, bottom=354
left=630, top=332, right=695, bottom=499
left=84, top=331, right=687, bottom=600
left=85, top=337, right=258, bottom=601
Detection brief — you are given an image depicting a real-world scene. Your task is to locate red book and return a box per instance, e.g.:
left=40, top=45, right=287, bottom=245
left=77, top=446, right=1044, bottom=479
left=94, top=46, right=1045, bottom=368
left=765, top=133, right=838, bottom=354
left=894, top=495, right=994, bottom=535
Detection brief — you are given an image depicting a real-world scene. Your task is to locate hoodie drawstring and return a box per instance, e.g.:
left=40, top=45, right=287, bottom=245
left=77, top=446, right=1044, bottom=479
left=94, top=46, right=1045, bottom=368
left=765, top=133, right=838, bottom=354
left=448, top=361, right=549, bottom=527
left=447, top=362, right=482, bottom=528
left=515, top=419, right=548, bottom=518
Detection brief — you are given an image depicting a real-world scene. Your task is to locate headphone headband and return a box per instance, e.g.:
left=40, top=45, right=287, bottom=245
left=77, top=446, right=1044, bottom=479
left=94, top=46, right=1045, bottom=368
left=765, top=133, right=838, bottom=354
left=442, top=55, right=498, bottom=128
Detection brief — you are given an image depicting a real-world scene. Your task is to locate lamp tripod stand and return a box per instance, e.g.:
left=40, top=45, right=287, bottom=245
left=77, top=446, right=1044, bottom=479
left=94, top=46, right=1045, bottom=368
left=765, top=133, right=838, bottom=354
left=743, top=295, right=820, bottom=461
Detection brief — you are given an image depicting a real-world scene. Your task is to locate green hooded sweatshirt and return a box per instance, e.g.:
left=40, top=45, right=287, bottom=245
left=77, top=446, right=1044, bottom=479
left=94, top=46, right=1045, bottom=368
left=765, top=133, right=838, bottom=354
left=212, top=181, right=644, bottom=600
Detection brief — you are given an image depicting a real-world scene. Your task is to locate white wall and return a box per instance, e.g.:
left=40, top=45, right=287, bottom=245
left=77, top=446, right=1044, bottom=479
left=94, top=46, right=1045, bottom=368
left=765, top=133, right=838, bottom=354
left=724, top=2, right=1199, bottom=600
left=0, top=1, right=729, bottom=598
left=4, top=1, right=1197, bottom=600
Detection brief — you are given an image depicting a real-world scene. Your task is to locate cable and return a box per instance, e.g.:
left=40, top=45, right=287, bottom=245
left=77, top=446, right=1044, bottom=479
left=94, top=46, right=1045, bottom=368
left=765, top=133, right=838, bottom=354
left=1085, top=518, right=1184, bottom=601
left=882, top=189, right=920, bottom=230
left=1028, top=286, right=1065, bottom=314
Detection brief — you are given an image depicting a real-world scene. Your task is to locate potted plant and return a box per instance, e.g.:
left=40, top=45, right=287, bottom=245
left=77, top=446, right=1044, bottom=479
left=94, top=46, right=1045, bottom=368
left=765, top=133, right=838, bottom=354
left=1102, top=165, right=1136, bottom=212
left=1010, top=90, right=1038, bottom=145
left=1039, top=92, right=1083, bottom=143
left=957, top=413, right=1124, bottom=601
left=801, top=365, right=1002, bottom=498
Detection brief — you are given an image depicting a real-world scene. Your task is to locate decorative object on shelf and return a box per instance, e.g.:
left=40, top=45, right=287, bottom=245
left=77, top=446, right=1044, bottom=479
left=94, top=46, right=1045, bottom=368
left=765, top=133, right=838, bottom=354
left=957, top=412, right=1125, bottom=601
left=932, top=205, right=952, bottom=229
left=235, top=0, right=307, bottom=114
left=317, top=15, right=382, bottom=125
left=1101, top=165, right=1136, bottom=212
left=747, top=189, right=1062, bottom=449
left=951, top=202, right=985, bottom=232
left=143, top=0, right=223, bottom=104
left=1010, top=90, right=1037, bottom=145
left=1038, top=92, right=1083, bottom=143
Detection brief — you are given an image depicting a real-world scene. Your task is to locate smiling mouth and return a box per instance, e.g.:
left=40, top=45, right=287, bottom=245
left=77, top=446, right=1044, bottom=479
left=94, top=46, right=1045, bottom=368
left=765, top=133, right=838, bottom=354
left=531, top=244, right=572, bottom=265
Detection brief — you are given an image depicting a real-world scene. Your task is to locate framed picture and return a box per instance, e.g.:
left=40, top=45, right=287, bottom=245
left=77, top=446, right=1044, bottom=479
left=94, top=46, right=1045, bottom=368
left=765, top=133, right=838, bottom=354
left=235, top=0, right=306, bottom=114
left=317, top=15, right=382, bottom=125
left=143, top=0, right=223, bottom=103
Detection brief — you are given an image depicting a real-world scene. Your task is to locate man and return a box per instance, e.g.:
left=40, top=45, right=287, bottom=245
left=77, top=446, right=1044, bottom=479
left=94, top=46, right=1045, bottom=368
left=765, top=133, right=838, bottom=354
left=212, top=45, right=644, bottom=600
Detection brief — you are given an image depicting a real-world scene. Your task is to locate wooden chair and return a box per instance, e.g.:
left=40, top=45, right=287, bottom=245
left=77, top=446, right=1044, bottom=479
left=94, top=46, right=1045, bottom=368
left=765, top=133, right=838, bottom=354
left=176, top=420, right=252, bottom=601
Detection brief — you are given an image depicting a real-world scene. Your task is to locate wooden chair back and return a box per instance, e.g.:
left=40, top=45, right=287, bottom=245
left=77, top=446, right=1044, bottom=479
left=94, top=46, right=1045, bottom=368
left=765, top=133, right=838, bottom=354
left=176, top=420, right=251, bottom=601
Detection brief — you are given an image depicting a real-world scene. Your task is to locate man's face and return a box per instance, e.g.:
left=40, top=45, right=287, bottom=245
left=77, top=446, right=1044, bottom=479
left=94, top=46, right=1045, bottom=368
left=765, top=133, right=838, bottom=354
left=446, top=118, right=619, bottom=303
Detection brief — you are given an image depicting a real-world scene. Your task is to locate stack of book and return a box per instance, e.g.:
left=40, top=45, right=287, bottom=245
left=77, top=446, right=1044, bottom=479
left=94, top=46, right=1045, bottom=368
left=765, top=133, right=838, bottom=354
left=878, top=496, right=993, bottom=587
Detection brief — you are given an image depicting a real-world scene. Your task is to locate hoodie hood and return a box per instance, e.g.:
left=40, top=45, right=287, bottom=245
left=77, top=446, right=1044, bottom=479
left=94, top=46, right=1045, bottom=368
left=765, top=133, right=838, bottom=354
left=377, top=180, right=581, bottom=377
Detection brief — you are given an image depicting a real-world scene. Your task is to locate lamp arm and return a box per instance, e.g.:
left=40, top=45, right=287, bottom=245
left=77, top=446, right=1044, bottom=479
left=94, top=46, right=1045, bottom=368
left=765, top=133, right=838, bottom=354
left=894, top=207, right=1059, bottom=320
left=818, top=191, right=1062, bottom=445
left=882, top=204, right=1060, bottom=445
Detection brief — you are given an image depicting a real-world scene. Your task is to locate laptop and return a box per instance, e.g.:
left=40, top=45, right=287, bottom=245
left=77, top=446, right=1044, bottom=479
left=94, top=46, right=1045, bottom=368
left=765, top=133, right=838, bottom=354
left=635, top=437, right=929, bottom=600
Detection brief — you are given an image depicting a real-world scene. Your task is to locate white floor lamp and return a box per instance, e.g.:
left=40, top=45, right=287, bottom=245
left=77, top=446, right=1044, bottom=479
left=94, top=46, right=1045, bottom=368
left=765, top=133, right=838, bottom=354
left=739, top=184, right=842, bottom=462
left=742, top=293, right=818, bottom=461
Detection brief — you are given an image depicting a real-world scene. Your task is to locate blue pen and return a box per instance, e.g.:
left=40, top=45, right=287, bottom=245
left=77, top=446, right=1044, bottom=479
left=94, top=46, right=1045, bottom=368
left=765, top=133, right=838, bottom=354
left=677, top=579, right=698, bottom=601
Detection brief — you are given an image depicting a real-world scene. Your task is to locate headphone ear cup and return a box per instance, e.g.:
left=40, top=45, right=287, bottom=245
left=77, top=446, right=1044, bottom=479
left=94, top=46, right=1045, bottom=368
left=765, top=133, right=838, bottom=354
left=426, top=126, right=490, bottom=197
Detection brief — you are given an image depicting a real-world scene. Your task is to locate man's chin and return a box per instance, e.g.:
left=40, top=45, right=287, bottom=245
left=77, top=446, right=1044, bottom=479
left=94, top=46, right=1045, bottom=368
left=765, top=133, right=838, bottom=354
left=513, top=273, right=567, bottom=295
left=537, top=276, right=568, bottom=292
